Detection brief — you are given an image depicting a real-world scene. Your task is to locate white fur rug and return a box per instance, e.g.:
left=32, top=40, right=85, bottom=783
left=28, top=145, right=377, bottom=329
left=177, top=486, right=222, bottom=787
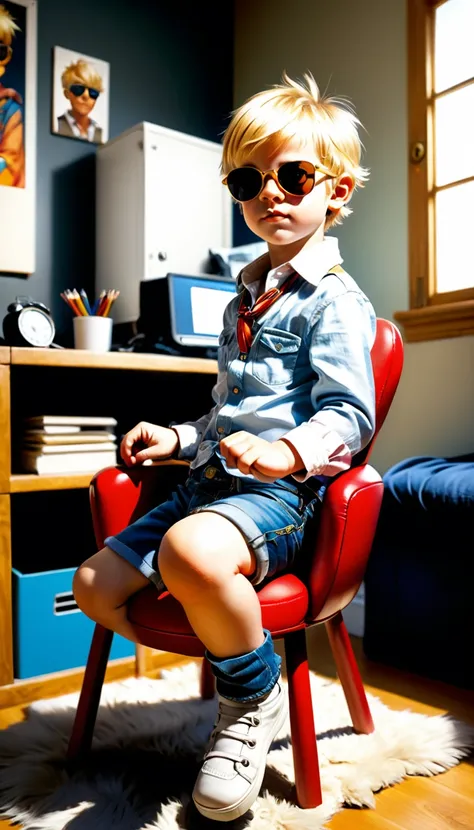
left=0, top=662, right=473, bottom=830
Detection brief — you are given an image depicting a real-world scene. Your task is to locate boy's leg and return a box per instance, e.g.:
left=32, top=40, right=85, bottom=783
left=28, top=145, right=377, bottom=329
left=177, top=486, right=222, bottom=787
left=73, top=479, right=196, bottom=640
left=159, top=511, right=285, bottom=822
left=160, top=511, right=264, bottom=656
left=73, top=547, right=150, bottom=642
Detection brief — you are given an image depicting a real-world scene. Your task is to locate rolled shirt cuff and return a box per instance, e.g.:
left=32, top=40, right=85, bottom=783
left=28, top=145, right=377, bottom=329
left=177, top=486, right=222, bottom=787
left=283, top=422, right=352, bottom=482
left=171, top=423, right=202, bottom=460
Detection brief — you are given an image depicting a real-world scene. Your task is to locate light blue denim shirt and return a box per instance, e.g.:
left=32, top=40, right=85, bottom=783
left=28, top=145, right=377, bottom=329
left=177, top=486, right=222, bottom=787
left=173, top=236, right=376, bottom=481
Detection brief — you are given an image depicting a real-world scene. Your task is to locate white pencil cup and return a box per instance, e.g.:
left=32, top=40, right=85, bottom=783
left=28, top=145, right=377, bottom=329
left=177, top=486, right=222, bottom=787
left=73, top=316, right=113, bottom=352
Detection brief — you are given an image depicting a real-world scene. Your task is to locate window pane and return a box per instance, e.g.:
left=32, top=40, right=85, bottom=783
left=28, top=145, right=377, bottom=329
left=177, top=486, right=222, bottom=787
left=436, top=181, right=474, bottom=293
left=435, top=0, right=474, bottom=92
left=435, top=85, right=474, bottom=186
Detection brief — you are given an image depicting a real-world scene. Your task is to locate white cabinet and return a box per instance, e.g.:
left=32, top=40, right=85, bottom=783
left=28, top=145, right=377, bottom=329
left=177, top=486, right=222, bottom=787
left=96, top=122, right=232, bottom=324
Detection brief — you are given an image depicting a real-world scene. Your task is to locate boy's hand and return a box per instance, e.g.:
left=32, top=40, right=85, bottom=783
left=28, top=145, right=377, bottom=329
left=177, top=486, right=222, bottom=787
left=120, top=422, right=179, bottom=467
left=219, top=431, right=304, bottom=482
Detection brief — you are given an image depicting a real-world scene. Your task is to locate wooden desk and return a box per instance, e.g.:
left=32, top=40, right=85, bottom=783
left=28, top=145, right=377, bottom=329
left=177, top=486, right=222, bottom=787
left=0, top=347, right=217, bottom=707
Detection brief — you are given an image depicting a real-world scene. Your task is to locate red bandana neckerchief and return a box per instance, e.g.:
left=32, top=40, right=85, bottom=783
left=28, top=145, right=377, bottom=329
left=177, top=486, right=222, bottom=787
left=236, top=270, right=300, bottom=354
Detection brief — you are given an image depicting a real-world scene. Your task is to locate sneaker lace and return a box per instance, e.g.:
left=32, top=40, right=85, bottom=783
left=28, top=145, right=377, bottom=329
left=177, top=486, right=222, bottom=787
left=203, top=703, right=261, bottom=765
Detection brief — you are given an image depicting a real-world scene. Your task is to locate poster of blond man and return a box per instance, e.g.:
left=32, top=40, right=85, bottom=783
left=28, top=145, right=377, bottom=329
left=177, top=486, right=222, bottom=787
left=52, top=45, right=109, bottom=143
left=0, top=1, right=26, bottom=187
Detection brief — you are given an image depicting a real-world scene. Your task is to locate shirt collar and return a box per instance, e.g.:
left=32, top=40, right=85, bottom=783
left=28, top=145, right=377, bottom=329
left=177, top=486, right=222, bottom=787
left=65, top=109, right=98, bottom=140
left=239, top=236, right=343, bottom=292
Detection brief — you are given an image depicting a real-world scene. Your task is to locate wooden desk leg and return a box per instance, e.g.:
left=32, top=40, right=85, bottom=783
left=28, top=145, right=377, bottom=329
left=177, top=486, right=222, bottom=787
left=0, top=495, right=14, bottom=686
left=135, top=644, right=149, bottom=676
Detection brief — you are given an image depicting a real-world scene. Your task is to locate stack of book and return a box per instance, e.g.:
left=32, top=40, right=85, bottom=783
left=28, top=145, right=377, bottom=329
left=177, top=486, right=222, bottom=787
left=21, top=415, right=119, bottom=475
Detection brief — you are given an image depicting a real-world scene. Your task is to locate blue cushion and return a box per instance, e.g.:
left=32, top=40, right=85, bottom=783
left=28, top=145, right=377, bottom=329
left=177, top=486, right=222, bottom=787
left=383, top=453, right=474, bottom=511
left=364, top=452, right=474, bottom=689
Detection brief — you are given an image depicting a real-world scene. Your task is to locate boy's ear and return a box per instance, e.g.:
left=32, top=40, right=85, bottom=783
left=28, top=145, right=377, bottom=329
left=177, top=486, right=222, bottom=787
left=327, top=174, right=355, bottom=212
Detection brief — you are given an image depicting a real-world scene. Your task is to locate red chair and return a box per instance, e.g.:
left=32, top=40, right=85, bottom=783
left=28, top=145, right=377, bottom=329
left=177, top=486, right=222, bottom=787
left=67, top=318, right=403, bottom=809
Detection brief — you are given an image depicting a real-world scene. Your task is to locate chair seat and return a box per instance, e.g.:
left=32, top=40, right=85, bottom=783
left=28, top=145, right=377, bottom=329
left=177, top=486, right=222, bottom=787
left=128, top=572, right=310, bottom=656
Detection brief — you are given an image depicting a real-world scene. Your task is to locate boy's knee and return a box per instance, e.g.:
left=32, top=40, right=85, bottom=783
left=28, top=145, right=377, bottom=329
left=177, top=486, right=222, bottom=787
left=73, top=561, right=99, bottom=616
left=73, top=546, right=147, bottom=616
left=159, top=515, right=237, bottom=593
left=159, top=524, right=212, bottom=588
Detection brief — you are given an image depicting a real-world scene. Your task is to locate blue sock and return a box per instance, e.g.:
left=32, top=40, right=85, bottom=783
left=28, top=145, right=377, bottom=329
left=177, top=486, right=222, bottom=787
left=205, top=629, right=281, bottom=702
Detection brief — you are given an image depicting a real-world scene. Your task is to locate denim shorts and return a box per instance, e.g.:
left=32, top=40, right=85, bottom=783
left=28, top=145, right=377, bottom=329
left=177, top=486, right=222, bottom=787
left=105, top=455, right=322, bottom=593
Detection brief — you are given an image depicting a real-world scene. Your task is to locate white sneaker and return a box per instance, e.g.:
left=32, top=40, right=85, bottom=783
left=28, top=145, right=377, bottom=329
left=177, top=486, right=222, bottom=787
left=192, top=678, right=287, bottom=822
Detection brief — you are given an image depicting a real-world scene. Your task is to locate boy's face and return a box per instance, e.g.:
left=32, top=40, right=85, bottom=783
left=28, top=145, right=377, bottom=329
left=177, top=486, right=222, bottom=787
left=239, top=137, right=352, bottom=264
left=64, top=83, right=99, bottom=117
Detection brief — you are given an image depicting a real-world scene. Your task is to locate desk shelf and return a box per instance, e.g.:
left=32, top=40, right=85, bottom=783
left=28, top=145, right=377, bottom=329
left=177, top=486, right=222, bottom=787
left=9, top=460, right=190, bottom=493
left=10, top=347, right=217, bottom=374
left=10, top=473, right=94, bottom=492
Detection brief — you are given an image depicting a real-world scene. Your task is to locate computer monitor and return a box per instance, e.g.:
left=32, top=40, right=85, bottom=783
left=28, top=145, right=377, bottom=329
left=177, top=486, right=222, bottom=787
left=139, top=273, right=236, bottom=351
left=168, top=273, right=236, bottom=348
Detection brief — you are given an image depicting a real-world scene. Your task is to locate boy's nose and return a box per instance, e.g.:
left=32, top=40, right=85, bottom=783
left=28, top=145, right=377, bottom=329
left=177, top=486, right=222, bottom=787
left=259, top=173, right=285, bottom=202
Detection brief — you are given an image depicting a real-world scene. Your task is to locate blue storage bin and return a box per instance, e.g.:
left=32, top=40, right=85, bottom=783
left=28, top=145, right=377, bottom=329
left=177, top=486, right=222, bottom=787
left=12, top=565, right=135, bottom=679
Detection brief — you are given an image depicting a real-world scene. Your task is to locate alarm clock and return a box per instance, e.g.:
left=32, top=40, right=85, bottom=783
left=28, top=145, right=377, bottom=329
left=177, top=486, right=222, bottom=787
left=2, top=297, right=56, bottom=347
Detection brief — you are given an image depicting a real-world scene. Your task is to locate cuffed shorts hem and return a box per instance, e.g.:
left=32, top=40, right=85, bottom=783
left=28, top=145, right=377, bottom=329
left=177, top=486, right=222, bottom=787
left=104, top=535, right=167, bottom=594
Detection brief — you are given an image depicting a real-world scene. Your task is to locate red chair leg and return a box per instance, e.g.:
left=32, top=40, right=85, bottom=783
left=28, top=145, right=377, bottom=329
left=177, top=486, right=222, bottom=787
left=325, top=612, right=374, bottom=734
left=67, top=624, right=114, bottom=761
left=200, top=656, right=216, bottom=699
left=284, top=629, right=322, bottom=809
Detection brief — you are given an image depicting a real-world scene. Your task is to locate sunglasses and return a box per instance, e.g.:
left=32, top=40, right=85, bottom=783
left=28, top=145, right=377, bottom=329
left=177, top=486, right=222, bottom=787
left=68, top=84, right=100, bottom=100
left=223, top=160, right=326, bottom=202
left=0, top=44, right=12, bottom=63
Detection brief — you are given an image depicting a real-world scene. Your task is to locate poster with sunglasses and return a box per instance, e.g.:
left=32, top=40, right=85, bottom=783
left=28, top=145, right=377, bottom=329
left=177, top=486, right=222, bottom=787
left=52, top=46, right=109, bottom=144
left=0, top=0, right=37, bottom=274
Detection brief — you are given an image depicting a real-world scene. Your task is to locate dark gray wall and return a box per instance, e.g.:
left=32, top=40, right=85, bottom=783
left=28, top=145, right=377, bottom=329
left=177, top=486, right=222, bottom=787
left=1, top=0, right=234, bottom=342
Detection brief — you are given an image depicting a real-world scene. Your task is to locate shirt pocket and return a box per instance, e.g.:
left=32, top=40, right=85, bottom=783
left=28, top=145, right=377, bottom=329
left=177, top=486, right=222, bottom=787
left=251, top=327, right=301, bottom=386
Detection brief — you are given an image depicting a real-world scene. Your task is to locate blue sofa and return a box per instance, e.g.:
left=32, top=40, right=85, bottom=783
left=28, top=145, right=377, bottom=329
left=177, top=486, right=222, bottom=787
left=363, top=453, right=474, bottom=690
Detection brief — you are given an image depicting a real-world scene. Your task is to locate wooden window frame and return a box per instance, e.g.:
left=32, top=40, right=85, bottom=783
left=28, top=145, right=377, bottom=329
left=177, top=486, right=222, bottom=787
left=394, top=0, right=474, bottom=341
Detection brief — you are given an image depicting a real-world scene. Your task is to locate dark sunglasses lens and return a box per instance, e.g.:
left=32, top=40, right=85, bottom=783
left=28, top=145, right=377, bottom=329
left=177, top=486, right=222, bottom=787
left=227, top=167, right=262, bottom=202
left=278, top=161, right=315, bottom=195
left=69, top=84, right=100, bottom=99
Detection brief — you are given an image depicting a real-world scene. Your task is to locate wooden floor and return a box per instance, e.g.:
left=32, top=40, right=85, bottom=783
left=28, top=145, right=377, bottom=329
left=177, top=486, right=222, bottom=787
left=0, top=628, right=473, bottom=829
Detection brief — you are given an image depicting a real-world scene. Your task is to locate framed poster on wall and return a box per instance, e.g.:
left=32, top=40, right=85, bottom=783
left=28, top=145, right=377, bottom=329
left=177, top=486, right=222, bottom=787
left=52, top=46, right=109, bottom=145
left=0, top=0, right=37, bottom=275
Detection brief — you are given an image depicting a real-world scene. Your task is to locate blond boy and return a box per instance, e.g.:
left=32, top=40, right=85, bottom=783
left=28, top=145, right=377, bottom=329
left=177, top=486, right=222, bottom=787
left=74, top=73, right=376, bottom=821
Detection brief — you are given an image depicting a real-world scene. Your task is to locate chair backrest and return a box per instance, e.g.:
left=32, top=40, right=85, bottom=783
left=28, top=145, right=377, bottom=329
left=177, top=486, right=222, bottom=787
left=307, top=319, right=403, bottom=621
left=353, top=318, right=404, bottom=467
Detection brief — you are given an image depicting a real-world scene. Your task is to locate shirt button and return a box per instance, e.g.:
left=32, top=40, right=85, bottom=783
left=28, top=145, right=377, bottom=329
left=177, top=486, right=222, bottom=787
left=204, top=466, right=218, bottom=479
left=217, top=426, right=225, bottom=434
left=275, top=343, right=282, bottom=351
left=232, top=386, right=240, bottom=394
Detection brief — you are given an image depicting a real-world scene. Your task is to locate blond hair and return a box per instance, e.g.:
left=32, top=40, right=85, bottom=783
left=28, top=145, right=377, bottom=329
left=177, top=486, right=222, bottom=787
left=222, top=72, right=368, bottom=228
left=0, top=4, right=20, bottom=45
left=62, top=59, right=104, bottom=93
